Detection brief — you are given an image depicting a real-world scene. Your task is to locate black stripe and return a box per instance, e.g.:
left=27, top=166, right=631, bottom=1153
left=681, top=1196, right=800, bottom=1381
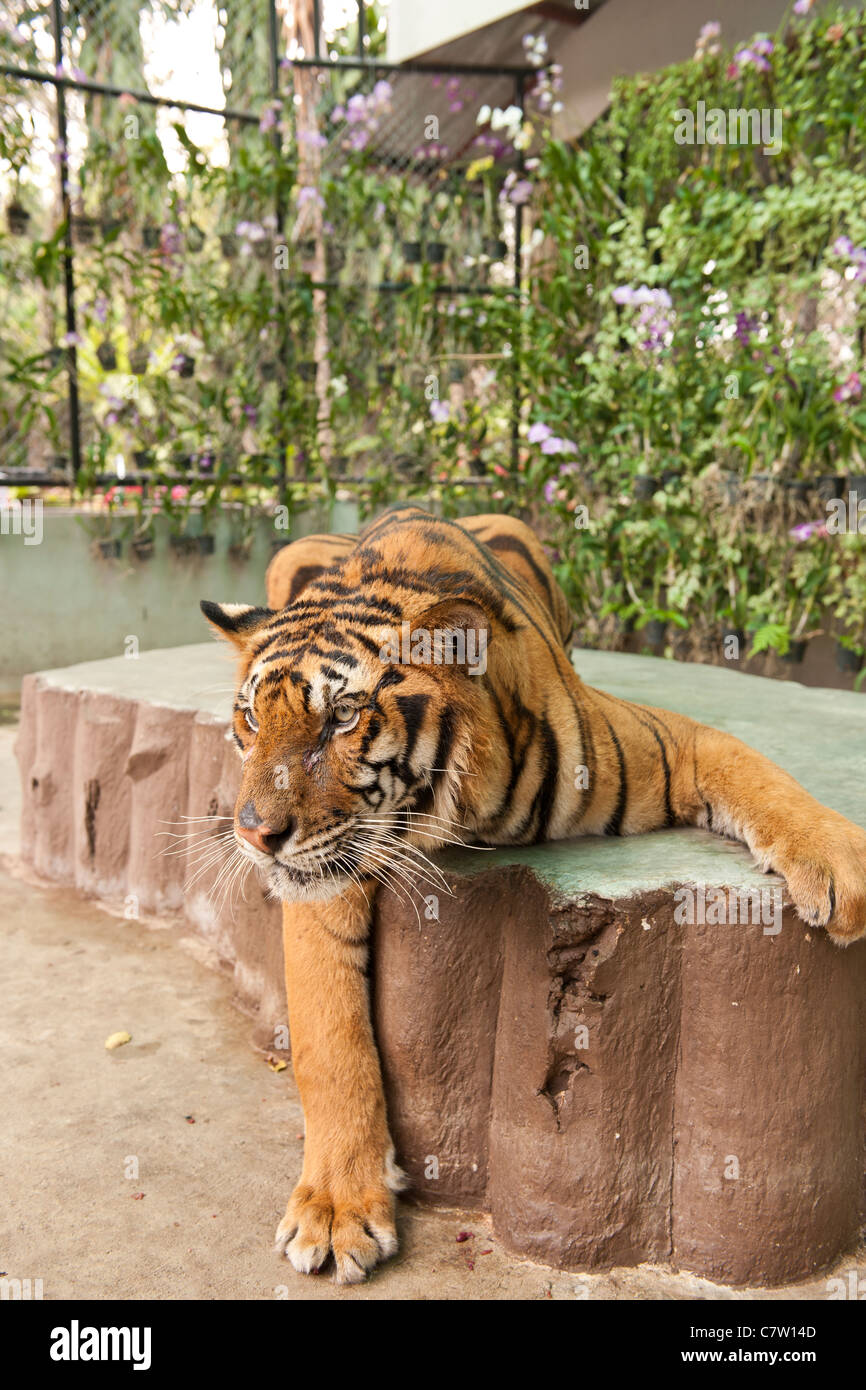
left=600, top=714, right=628, bottom=836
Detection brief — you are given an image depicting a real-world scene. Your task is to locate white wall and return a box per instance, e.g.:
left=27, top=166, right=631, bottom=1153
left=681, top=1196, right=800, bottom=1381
left=387, top=0, right=528, bottom=64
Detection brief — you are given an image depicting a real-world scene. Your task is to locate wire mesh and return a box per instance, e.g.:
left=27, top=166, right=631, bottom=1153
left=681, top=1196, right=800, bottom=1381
left=0, top=1, right=531, bottom=494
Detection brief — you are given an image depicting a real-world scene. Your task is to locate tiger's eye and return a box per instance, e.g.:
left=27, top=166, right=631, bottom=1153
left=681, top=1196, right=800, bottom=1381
left=244, top=709, right=259, bottom=733
left=333, top=702, right=355, bottom=723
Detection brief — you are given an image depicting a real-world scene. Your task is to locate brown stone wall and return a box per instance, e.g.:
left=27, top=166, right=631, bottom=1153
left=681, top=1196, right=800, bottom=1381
left=15, top=671, right=866, bottom=1285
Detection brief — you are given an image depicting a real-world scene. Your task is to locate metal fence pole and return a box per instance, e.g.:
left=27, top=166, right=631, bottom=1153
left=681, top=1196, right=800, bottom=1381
left=511, top=71, right=525, bottom=474
left=267, top=0, right=290, bottom=498
left=51, top=0, right=82, bottom=482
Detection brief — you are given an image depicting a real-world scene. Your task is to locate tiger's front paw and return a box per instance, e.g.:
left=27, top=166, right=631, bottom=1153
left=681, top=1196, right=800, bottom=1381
left=275, top=1149, right=405, bottom=1284
left=772, top=815, right=866, bottom=944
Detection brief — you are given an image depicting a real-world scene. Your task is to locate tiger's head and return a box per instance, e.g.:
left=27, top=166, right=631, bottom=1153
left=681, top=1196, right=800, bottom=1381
left=200, top=593, right=493, bottom=903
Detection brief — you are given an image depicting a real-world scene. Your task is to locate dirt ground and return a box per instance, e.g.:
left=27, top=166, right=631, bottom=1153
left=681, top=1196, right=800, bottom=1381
left=0, top=716, right=862, bottom=1301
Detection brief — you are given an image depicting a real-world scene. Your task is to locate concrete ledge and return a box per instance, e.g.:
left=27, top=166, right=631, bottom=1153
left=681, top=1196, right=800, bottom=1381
left=15, top=643, right=866, bottom=1285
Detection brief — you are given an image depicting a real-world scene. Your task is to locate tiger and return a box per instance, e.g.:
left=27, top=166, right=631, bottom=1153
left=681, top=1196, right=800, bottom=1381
left=201, top=501, right=866, bottom=1285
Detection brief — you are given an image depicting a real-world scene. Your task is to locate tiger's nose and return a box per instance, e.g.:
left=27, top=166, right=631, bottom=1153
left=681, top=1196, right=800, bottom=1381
left=236, top=800, right=296, bottom=856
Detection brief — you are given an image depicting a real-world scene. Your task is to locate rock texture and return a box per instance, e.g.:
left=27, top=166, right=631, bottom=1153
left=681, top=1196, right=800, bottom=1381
left=15, top=643, right=866, bottom=1285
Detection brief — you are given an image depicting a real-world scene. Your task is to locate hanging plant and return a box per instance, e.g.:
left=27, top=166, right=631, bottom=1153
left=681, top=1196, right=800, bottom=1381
left=219, top=231, right=239, bottom=258
left=401, top=240, right=422, bottom=263
left=426, top=241, right=446, bottom=265
left=6, top=201, right=31, bottom=236
left=186, top=222, right=205, bottom=253
left=129, top=344, right=150, bottom=376
left=72, top=214, right=97, bottom=246
left=173, top=353, right=196, bottom=379
left=483, top=236, right=507, bottom=260
left=142, top=222, right=161, bottom=250
left=96, top=340, right=118, bottom=371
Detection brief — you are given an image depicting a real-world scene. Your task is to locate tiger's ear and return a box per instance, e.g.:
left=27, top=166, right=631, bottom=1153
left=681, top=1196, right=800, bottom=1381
left=200, top=601, right=274, bottom=650
left=404, top=596, right=493, bottom=677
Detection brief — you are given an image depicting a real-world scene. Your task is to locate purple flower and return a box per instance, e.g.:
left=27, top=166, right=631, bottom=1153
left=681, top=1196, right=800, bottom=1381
left=544, top=479, right=558, bottom=504
left=429, top=400, right=450, bottom=424
left=793, top=0, right=813, bottom=14
left=790, top=521, right=825, bottom=541
left=735, top=311, right=756, bottom=346
left=541, top=436, right=565, bottom=455
left=528, top=422, right=552, bottom=443
left=833, top=371, right=862, bottom=403
left=507, top=179, right=533, bottom=206
left=297, top=186, right=324, bottom=209
left=243, top=404, right=258, bottom=424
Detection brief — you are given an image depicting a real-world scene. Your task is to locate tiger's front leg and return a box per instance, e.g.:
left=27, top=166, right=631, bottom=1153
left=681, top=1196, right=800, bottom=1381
left=671, top=717, right=866, bottom=944
left=275, top=882, right=404, bottom=1283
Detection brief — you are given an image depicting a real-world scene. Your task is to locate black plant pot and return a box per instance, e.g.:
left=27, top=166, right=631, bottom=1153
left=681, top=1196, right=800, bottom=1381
left=6, top=203, right=31, bottom=236
left=483, top=237, right=508, bottom=260
left=170, top=534, right=198, bottom=557
left=816, top=474, right=845, bottom=504
left=187, top=223, right=205, bottom=253
left=97, top=538, right=122, bottom=559
left=835, top=642, right=863, bottom=673
left=253, top=237, right=270, bottom=262
left=377, top=363, right=395, bottom=386
left=643, top=620, right=667, bottom=651
left=131, top=536, right=155, bottom=560
left=260, top=360, right=278, bottom=381
left=174, top=354, right=195, bottom=379
left=426, top=241, right=446, bottom=264
left=722, top=626, right=746, bottom=648
left=847, top=474, right=866, bottom=504
left=220, top=232, right=239, bottom=259
left=448, top=363, right=465, bottom=383
left=298, top=360, right=317, bottom=382
left=96, top=341, right=118, bottom=371
left=129, top=346, right=149, bottom=376
left=781, top=639, right=807, bottom=664
left=633, top=475, right=656, bottom=501
left=73, top=214, right=97, bottom=245
left=132, top=450, right=153, bottom=471
left=402, top=240, right=422, bottom=264
left=196, top=534, right=215, bottom=556
left=101, top=217, right=123, bottom=240
left=142, top=223, right=161, bottom=251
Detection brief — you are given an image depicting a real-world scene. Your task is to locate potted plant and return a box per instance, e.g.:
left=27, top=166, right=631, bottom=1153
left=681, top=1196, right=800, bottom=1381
left=6, top=199, right=30, bottom=236
left=173, top=352, right=196, bottom=379
left=129, top=343, right=150, bottom=376
left=73, top=213, right=98, bottom=246
left=96, top=340, right=118, bottom=372
left=142, top=222, right=161, bottom=250
left=219, top=231, right=239, bottom=259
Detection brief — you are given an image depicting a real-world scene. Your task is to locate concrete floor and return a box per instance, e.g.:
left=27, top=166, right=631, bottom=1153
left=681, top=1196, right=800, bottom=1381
left=1, top=714, right=862, bottom=1300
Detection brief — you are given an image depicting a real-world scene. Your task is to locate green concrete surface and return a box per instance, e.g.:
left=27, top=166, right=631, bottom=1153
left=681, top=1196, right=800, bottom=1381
left=29, top=642, right=866, bottom=903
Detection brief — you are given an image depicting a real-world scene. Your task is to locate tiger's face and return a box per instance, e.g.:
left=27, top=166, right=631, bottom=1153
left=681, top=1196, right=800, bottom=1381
left=201, top=597, right=488, bottom=903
